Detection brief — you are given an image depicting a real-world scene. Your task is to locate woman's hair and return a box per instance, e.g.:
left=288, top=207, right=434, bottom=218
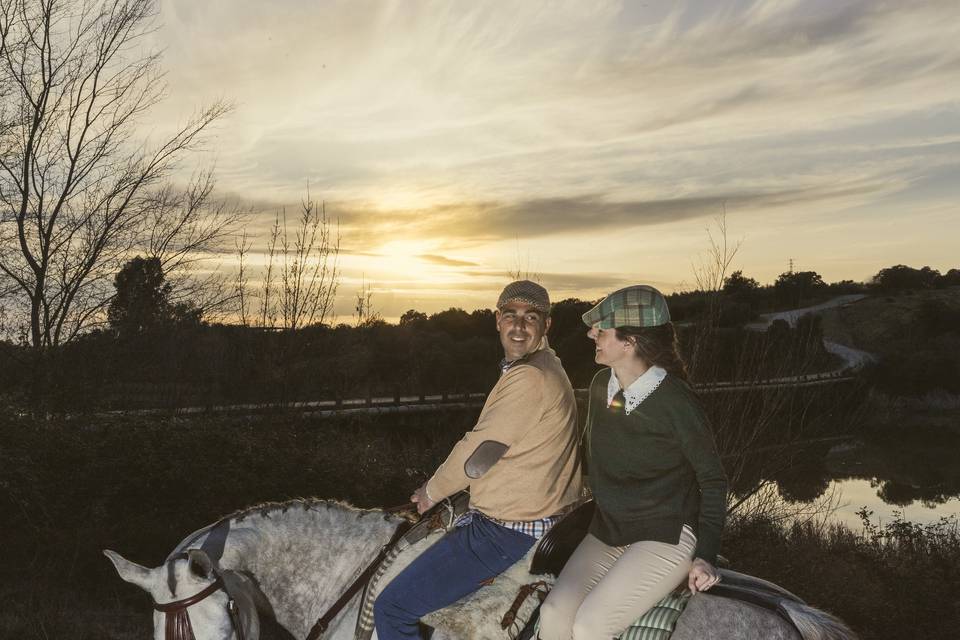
left=614, top=322, right=690, bottom=382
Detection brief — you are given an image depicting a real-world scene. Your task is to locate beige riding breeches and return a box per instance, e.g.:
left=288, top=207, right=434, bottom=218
left=538, top=526, right=696, bottom=640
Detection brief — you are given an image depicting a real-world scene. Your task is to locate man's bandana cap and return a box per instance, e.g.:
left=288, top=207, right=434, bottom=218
left=497, top=280, right=550, bottom=315
left=582, top=285, right=670, bottom=329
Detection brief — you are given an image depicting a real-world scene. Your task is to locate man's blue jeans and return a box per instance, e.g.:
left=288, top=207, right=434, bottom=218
left=374, top=514, right=536, bottom=640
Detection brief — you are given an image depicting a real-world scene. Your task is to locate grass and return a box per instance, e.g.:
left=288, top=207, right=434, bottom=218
left=723, top=510, right=960, bottom=640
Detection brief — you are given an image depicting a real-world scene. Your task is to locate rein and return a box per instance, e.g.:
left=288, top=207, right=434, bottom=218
left=153, top=575, right=246, bottom=640
left=306, top=517, right=414, bottom=640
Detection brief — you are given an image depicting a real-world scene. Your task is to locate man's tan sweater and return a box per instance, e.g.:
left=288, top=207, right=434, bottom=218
left=425, top=339, right=583, bottom=521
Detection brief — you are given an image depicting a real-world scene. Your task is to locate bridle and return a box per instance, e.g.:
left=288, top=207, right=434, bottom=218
left=149, top=517, right=247, bottom=640
left=152, top=572, right=246, bottom=640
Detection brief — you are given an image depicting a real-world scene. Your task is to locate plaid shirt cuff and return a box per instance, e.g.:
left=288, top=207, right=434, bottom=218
left=455, top=509, right=562, bottom=539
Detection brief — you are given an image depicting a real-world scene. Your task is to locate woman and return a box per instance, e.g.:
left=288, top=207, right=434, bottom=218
left=539, top=285, right=727, bottom=640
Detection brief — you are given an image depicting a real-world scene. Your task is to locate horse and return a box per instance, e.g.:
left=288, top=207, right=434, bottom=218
left=105, top=498, right=857, bottom=640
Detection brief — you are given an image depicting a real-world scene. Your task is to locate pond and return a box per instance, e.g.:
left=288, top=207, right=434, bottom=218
left=743, top=428, right=960, bottom=530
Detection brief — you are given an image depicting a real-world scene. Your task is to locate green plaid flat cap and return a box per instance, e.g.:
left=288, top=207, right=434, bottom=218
left=582, top=285, right=670, bottom=329
left=497, top=280, right=550, bottom=314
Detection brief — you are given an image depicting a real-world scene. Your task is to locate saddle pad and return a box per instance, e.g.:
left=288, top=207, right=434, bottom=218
left=618, top=590, right=691, bottom=640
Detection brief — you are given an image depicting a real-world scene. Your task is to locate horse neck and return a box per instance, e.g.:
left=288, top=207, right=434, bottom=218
left=219, top=502, right=404, bottom=638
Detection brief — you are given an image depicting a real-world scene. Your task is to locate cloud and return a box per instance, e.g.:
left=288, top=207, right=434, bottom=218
left=465, top=269, right=673, bottom=295
left=331, top=177, right=890, bottom=248
left=142, top=0, right=960, bottom=311
left=417, top=254, right=479, bottom=267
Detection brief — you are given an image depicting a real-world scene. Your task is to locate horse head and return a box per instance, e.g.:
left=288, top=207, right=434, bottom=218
left=104, top=548, right=261, bottom=640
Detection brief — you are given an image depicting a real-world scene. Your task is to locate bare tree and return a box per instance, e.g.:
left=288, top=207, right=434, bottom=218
left=237, top=191, right=340, bottom=330
left=684, top=213, right=850, bottom=523
left=234, top=230, right=251, bottom=327
left=258, top=214, right=281, bottom=329
left=278, top=193, right=340, bottom=330
left=692, top=208, right=742, bottom=308
left=0, top=0, right=231, bottom=348
left=353, top=275, right=379, bottom=327
left=506, top=238, right=542, bottom=282
left=687, top=208, right=742, bottom=377
left=139, top=170, right=244, bottom=321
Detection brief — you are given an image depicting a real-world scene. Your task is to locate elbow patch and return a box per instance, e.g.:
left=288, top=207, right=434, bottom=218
left=464, top=440, right=509, bottom=479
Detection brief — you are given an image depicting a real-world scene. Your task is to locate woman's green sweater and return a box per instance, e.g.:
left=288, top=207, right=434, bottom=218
left=586, top=369, right=727, bottom=563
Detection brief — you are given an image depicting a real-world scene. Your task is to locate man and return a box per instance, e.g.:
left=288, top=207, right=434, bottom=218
left=374, top=281, right=583, bottom=640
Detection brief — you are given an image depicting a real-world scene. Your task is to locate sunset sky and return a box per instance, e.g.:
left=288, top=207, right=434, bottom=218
left=143, top=0, right=960, bottom=322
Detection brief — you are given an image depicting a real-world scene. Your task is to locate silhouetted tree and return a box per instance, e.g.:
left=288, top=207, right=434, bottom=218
left=723, top=270, right=760, bottom=298
left=428, top=308, right=473, bottom=339
left=776, top=461, right=832, bottom=503
left=243, top=193, right=340, bottom=330
left=468, top=309, right=496, bottom=336
left=353, top=278, right=379, bottom=327
left=108, top=257, right=199, bottom=337
left=720, top=270, right=761, bottom=326
left=774, top=270, right=826, bottom=306
left=827, top=279, right=867, bottom=294
left=940, top=269, right=960, bottom=287
left=399, top=310, right=428, bottom=326
left=872, top=264, right=941, bottom=291
left=108, top=258, right=171, bottom=335
left=0, top=0, right=231, bottom=349
left=548, top=298, right=595, bottom=386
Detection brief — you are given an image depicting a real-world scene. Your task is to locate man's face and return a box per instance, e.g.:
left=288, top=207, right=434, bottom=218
left=495, top=301, right=550, bottom=361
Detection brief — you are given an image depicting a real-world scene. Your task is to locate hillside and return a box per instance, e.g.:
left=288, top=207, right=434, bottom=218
left=818, top=287, right=960, bottom=353
left=818, top=287, right=960, bottom=402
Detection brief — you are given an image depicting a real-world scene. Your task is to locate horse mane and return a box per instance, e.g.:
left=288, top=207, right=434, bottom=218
left=171, top=497, right=416, bottom=559
left=222, top=497, right=417, bottom=524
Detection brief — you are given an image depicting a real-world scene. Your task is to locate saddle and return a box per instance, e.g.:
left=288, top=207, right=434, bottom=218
left=529, top=499, right=596, bottom=577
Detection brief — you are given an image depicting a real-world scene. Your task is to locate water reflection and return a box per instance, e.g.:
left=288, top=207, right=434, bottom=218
left=828, top=478, right=960, bottom=530
left=735, top=428, right=960, bottom=528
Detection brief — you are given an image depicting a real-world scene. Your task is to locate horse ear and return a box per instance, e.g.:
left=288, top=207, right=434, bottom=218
left=103, top=549, right=156, bottom=592
left=187, top=548, right=217, bottom=580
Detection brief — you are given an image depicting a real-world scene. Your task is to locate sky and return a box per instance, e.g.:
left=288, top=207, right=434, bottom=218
left=141, top=0, right=960, bottom=322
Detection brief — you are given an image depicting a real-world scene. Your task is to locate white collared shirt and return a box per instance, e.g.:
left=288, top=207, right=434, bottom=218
left=606, top=365, right=668, bottom=415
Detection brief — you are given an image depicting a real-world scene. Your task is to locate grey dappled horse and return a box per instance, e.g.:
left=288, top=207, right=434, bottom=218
left=105, top=499, right=857, bottom=640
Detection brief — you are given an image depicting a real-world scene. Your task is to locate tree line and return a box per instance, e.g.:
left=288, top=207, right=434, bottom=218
left=0, top=255, right=841, bottom=412
left=669, top=263, right=960, bottom=329
left=4, top=248, right=958, bottom=411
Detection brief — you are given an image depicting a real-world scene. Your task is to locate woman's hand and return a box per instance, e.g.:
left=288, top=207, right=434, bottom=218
left=687, top=557, right=721, bottom=592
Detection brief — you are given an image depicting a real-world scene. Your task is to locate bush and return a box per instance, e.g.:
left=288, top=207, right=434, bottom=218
left=725, top=511, right=960, bottom=640
left=871, top=264, right=942, bottom=292
left=867, top=337, right=960, bottom=396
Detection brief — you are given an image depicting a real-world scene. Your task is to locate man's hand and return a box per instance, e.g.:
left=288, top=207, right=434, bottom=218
left=687, top=557, right=721, bottom=592
left=410, top=483, right=437, bottom=515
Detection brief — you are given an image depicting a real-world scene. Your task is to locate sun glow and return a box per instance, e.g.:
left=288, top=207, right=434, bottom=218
left=366, top=240, right=461, bottom=284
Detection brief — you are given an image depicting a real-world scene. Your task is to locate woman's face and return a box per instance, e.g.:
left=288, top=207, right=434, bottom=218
left=587, top=325, right=635, bottom=367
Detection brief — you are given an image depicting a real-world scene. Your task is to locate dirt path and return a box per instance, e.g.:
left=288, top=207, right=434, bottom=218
left=744, top=294, right=876, bottom=372
left=745, top=294, right=868, bottom=330
left=823, top=339, right=877, bottom=371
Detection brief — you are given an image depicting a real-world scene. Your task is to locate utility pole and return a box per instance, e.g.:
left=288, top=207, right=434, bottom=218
left=788, top=258, right=795, bottom=273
